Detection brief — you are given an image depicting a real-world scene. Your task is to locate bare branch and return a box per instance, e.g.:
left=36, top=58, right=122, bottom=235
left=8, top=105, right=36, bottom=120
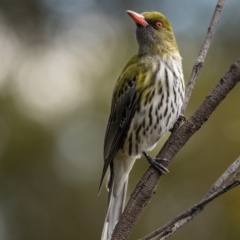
left=140, top=156, right=240, bottom=240
left=182, top=0, right=226, bottom=113
left=150, top=180, right=240, bottom=240
left=203, top=156, right=240, bottom=199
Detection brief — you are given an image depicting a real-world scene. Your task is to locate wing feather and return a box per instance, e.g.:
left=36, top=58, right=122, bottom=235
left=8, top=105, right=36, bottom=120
left=98, top=78, right=138, bottom=193
left=98, top=55, right=142, bottom=193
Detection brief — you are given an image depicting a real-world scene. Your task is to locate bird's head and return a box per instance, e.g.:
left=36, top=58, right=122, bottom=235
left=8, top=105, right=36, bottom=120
left=127, top=10, right=179, bottom=57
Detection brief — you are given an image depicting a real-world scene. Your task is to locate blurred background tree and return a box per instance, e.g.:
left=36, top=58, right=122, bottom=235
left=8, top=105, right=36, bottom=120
left=0, top=0, right=239, bottom=239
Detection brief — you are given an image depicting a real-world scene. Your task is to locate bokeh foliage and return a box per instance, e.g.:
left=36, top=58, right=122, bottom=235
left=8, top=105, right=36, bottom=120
left=0, top=0, right=240, bottom=239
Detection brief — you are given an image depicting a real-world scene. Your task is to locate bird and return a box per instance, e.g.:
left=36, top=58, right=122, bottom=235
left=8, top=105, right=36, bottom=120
left=99, top=10, right=185, bottom=240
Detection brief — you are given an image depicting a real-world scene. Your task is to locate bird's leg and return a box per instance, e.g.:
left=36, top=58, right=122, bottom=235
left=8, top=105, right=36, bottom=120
left=169, top=114, right=186, bottom=133
left=142, top=151, right=169, bottom=174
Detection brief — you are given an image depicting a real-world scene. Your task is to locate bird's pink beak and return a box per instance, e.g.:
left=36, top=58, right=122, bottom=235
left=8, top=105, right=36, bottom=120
left=126, top=10, right=148, bottom=27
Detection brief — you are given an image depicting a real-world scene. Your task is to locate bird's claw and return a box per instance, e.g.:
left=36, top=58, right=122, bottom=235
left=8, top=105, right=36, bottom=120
left=169, top=114, right=186, bottom=132
left=143, top=151, right=169, bottom=174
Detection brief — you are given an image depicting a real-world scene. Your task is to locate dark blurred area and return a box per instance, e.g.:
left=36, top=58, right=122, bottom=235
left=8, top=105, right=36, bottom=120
left=0, top=0, right=239, bottom=239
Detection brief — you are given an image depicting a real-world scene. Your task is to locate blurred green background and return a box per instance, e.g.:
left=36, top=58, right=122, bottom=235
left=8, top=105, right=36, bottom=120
left=0, top=0, right=239, bottom=239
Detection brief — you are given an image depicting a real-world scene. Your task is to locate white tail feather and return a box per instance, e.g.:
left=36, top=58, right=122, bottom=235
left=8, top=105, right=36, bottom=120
left=101, top=178, right=128, bottom=240
left=101, top=154, right=135, bottom=240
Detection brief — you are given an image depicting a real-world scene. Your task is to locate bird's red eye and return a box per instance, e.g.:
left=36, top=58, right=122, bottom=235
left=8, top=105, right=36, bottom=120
left=156, top=22, right=163, bottom=29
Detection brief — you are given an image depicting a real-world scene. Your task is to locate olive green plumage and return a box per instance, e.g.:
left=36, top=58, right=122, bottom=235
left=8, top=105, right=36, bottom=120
left=136, top=12, right=179, bottom=56
left=100, top=10, right=185, bottom=240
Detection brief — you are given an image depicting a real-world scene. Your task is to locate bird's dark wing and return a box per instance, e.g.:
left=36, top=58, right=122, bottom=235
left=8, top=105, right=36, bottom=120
left=98, top=77, right=138, bottom=193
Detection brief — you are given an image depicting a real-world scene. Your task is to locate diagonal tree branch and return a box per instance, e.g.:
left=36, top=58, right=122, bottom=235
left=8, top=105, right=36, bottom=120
left=182, top=0, right=226, bottom=113
left=140, top=156, right=240, bottom=240
left=111, top=58, right=240, bottom=240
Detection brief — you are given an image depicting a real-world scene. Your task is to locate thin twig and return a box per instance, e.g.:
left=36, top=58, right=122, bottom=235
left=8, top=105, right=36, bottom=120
left=140, top=156, right=240, bottom=240
left=182, top=0, right=226, bottom=113
left=155, top=180, right=240, bottom=240
left=203, top=156, right=240, bottom=199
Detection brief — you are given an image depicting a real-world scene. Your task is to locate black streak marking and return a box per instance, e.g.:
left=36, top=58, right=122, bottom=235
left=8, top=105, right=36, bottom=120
left=164, top=106, right=168, bottom=117
left=148, top=104, right=153, bottom=126
left=128, top=133, right=132, bottom=155
left=173, top=87, right=177, bottom=104
left=165, top=68, right=170, bottom=104
left=158, top=84, right=163, bottom=95
left=135, top=124, right=142, bottom=155
left=135, top=125, right=141, bottom=142
left=144, top=91, right=151, bottom=106
left=150, top=61, right=160, bottom=85
left=166, top=113, right=171, bottom=126
left=158, top=93, right=164, bottom=110
left=148, top=89, right=155, bottom=104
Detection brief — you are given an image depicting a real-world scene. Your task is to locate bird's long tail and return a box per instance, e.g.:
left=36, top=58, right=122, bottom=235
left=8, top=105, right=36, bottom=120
left=101, top=177, right=128, bottom=240
left=101, top=155, right=135, bottom=240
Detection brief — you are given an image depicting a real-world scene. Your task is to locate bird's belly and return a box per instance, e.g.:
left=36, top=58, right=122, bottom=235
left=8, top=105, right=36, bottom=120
left=122, top=94, right=181, bottom=158
left=120, top=58, right=185, bottom=158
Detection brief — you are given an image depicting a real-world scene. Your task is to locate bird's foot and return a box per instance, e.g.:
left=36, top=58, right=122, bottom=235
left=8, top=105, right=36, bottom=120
left=143, top=151, right=169, bottom=174
left=169, top=114, right=186, bottom=133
